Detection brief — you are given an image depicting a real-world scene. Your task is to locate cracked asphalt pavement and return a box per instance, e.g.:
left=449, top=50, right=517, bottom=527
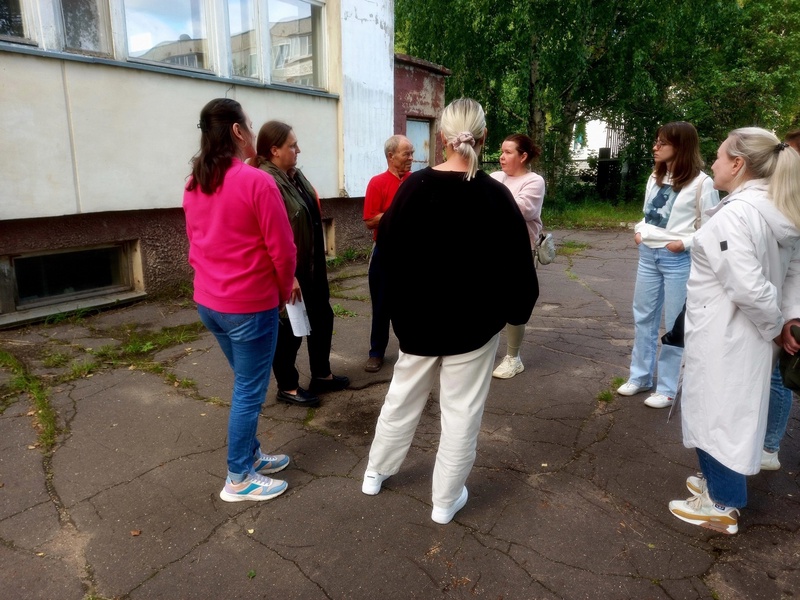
left=1, top=230, right=798, bottom=599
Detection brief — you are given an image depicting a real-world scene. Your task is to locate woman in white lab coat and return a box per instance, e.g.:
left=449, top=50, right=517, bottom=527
left=669, top=127, right=800, bottom=535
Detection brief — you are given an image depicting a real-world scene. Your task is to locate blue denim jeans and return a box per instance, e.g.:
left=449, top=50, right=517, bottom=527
left=198, top=305, right=279, bottom=480
left=628, top=244, right=691, bottom=398
left=764, top=363, right=793, bottom=453
left=696, top=448, right=747, bottom=508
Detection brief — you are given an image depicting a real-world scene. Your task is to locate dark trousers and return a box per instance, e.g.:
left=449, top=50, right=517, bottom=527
left=368, top=245, right=390, bottom=358
left=272, top=280, right=334, bottom=391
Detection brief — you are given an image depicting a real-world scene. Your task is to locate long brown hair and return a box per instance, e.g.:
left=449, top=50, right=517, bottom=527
left=653, top=121, right=703, bottom=190
left=187, top=98, right=248, bottom=195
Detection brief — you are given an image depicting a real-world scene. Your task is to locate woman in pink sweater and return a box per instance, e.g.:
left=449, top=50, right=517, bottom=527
left=183, top=98, right=296, bottom=502
left=490, top=134, right=546, bottom=379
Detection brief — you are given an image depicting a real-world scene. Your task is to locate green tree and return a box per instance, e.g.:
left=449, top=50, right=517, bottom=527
left=396, top=0, right=800, bottom=203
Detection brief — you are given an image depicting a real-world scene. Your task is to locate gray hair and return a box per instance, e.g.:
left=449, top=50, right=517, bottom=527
left=384, top=135, right=405, bottom=158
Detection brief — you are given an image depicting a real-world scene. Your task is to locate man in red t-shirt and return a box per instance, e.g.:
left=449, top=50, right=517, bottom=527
left=363, top=135, right=414, bottom=372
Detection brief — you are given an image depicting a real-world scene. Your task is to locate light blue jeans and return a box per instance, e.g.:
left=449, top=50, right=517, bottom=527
left=198, top=305, right=279, bottom=481
left=765, top=364, right=793, bottom=453
left=628, top=244, right=691, bottom=398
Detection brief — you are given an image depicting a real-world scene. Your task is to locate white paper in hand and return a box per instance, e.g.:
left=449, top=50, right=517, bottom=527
left=286, top=299, right=311, bottom=337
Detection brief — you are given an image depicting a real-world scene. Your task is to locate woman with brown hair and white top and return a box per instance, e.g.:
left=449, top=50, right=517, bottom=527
left=490, top=133, right=546, bottom=379
left=617, top=121, right=719, bottom=409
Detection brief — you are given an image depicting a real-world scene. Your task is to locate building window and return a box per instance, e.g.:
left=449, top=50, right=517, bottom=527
left=61, top=0, right=111, bottom=55
left=229, top=0, right=258, bottom=79
left=268, top=0, right=323, bottom=87
left=13, top=244, right=134, bottom=309
left=124, top=0, right=208, bottom=71
left=0, top=0, right=25, bottom=38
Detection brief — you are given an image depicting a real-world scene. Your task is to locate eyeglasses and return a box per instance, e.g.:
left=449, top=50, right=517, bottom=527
left=654, top=139, right=672, bottom=149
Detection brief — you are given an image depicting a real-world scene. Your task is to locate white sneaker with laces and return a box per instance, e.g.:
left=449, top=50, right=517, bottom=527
left=492, top=355, right=524, bottom=379
left=761, top=449, right=781, bottom=471
left=617, top=381, right=650, bottom=396
left=362, top=470, right=390, bottom=495
left=644, top=392, right=673, bottom=408
left=431, top=486, right=469, bottom=524
left=669, top=490, right=739, bottom=534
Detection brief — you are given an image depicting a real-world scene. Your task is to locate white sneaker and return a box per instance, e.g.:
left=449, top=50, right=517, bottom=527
left=617, top=381, right=650, bottom=396
left=669, top=490, right=739, bottom=535
left=761, top=449, right=781, bottom=471
left=644, top=393, right=673, bottom=408
left=362, top=470, right=390, bottom=495
left=431, top=486, right=468, bottom=524
left=492, top=355, right=524, bottom=379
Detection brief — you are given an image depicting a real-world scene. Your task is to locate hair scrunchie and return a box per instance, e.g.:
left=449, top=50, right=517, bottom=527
left=452, top=131, right=475, bottom=150
left=775, top=141, right=789, bottom=153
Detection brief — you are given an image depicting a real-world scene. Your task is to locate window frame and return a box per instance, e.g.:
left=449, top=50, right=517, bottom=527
left=0, top=0, right=329, bottom=92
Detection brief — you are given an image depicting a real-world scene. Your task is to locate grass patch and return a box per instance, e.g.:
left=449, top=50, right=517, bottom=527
left=597, top=389, right=615, bottom=403
left=0, top=350, right=58, bottom=449
left=612, top=376, right=626, bottom=389
left=103, top=322, right=205, bottom=362
left=332, top=304, right=357, bottom=318
left=42, top=351, right=71, bottom=368
left=43, top=307, right=97, bottom=326
left=556, top=240, right=589, bottom=256
left=543, top=200, right=641, bottom=229
left=326, top=246, right=371, bottom=269
left=68, top=360, right=98, bottom=379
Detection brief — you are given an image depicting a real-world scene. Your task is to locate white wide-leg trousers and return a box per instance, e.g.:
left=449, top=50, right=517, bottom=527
left=366, top=334, right=499, bottom=508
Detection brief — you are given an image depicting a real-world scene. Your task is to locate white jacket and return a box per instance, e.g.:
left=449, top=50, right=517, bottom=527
left=682, top=179, right=800, bottom=475
left=635, top=171, right=720, bottom=250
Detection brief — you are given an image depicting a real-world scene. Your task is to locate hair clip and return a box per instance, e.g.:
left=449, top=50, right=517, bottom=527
left=776, top=141, right=789, bottom=153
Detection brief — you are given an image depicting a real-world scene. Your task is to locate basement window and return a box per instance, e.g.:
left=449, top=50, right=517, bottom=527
left=13, top=244, right=134, bottom=309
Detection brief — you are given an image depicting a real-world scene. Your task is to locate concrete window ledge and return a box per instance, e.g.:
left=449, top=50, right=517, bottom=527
left=0, top=291, right=147, bottom=329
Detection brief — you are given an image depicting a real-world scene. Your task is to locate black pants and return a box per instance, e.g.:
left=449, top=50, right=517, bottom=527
left=271, top=279, right=334, bottom=391
left=368, top=245, right=391, bottom=358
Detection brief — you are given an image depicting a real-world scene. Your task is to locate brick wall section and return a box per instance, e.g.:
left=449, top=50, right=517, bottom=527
left=394, top=53, right=451, bottom=163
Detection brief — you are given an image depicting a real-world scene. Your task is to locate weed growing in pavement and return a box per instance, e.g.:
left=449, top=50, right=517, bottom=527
left=42, top=351, right=71, bottom=368
left=68, top=360, right=98, bottom=379
left=0, top=350, right=58, bottom=449
left=332, top=304, right=357, bottom=318
left=43, top=307, right=96, bottom=326
left=597, top=389, right=615, bottom=402
left=326, top=246, right=371, bottom=269
left=612, top=376, right=626, bottom=389
left=557, top=240, right=589, bottom=256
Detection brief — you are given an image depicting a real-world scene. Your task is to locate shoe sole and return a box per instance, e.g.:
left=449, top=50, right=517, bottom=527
left=277, top=396, right=320, bottom=408
left=362, top=473, right=389, bottom=495
left=617, top=386, right=650, bottom=396
left=256, top=461, right=290, bottom=475
left=669, top=505, right=738, bottom=534
left=219, top=485, right=287, bottom=503
left=432, top=487, right=468, bottom=524
left=644, top=399, right=673, bottom=408
left=492, top=364, right=524, bottom=379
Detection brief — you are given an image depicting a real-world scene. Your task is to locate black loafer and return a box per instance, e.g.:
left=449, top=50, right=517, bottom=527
left=276, top=387, right=320, bottom=407
left=308, top=374, right=350, bottom=394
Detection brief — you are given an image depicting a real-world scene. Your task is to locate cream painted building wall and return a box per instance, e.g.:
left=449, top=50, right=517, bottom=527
left=0, top=0, right=394, bottom=323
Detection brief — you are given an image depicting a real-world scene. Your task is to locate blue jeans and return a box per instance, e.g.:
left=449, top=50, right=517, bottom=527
left=764, top=363, right=793, bottom=453
left=198, top=305, right=279, bottom=480
left=697, top=449, right=747, bottom=508
left=628, top=244, right=691, bottom=398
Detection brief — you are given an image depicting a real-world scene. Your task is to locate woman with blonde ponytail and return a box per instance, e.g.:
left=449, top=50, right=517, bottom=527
left=669, top=127, right=800, bottom=535
left=361, top=98, right=538, bottom=524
